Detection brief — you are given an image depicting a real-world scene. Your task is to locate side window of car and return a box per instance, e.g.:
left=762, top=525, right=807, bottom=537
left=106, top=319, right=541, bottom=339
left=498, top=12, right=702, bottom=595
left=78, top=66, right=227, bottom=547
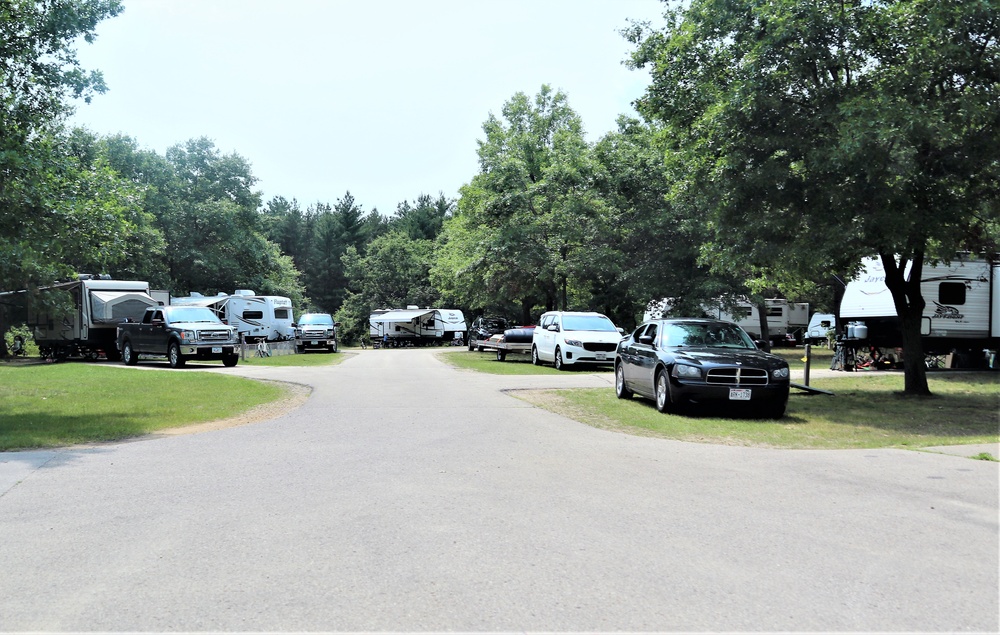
left=645, top=324, right=658, bottom=344
left=631, top=325, right=646, bottom=342
left=540, top=315, right=553, bottom=329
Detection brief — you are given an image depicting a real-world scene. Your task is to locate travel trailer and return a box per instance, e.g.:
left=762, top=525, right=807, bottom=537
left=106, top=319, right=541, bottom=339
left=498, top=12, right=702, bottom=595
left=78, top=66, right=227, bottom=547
left=646, top=298, right=809, bottom=345
left=805, top=313, right=836, bottom=345
left=25, top=276, right=159, bottom=360
left=171, top=290, right=294, bottom=342
left=840, top=256, right=1000, bottom=353
left=370, top=307, right=467, bottom=346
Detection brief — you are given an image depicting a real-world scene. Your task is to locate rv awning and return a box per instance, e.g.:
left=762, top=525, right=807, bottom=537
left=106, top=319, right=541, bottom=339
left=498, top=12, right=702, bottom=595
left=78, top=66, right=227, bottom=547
left=375, top=309, right=434, bottom=323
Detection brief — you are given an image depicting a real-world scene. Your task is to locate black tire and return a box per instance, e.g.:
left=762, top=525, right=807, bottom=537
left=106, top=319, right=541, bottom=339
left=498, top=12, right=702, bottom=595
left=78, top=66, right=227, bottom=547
left=531, top=346, right=541, bottom=366
left=122, top=340, right=138, bottom=366
left=468, top=339, right=475, bottom=351
left=167, top=341, right=186, bottom=368
left=223, top=354, right=239, bottom=367
left=331, top=342, right=338, bottom=353
left=758, top=400, right=787, bottom=419
left=655, top=369, right=672, bottom=413
left=615, top=363, right=632, bottom=399
left=554, top=347, right=565, bottom=371
left=296, top=345, right=305, bottom=354
left=496, top=349, right=506, bottom=362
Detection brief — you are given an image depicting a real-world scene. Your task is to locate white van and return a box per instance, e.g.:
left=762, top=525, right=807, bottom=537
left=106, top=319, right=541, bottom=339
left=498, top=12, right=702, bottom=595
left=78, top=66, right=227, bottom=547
left=531, top=311, right=624, bottom=370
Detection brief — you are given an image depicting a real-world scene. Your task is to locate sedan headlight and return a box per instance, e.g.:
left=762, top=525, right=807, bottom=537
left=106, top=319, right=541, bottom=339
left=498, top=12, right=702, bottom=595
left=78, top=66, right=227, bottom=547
left=563, top=339, right=584, bottom=348
left=772, top=367, right=790, bottom=379
left=674, top=364, right=702, bottom=378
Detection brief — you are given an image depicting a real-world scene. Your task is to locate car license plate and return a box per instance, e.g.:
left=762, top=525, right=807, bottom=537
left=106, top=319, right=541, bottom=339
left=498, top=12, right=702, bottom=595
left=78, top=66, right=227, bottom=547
left=211, top=347, right=222, bottom=354
left=595, top=352, right=607, bottom=361
left=729, top=388, right=751, bottom=401
left=311, top=340, right=319, bottom=345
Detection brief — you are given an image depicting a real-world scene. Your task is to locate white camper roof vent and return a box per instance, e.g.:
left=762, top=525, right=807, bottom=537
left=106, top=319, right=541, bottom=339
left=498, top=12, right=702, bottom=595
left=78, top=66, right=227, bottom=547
left=234, top=289, right=255, bottom=296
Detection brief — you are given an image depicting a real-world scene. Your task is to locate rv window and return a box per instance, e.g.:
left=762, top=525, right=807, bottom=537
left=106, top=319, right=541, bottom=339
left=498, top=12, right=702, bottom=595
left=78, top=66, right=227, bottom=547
left=766, top=306, right=783, bottom=317
left=242, top=311, right=264, bottom=319
left=274, top=308, right=290, bottom=319
left=939, top=282, right=966, bottom=305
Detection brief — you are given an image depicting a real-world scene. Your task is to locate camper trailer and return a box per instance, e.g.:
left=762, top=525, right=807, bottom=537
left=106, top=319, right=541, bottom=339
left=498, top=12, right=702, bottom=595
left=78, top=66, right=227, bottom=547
left=171, top=290, right=294, bottom=342
left=805, top=313, right=836, bottom=345
left=840, top=256, right=1000, bottom=354
left=26, top=277, right=159, bottom=360
left=706, top=299, right=810, bottom=344
left=370, top=307, right=467, bottom=346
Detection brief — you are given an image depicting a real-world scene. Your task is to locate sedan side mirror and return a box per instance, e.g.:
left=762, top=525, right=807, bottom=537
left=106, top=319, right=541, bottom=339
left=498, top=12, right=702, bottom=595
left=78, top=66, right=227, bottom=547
left=639, top=335, right=654, bottom=345
left=754, top=339, right=771, bottom=352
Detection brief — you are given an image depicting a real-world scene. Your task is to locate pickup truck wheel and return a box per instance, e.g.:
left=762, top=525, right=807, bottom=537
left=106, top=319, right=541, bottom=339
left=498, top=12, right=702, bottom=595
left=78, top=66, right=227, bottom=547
left=122, top=340, right=138, bottom=366
left=331, top=342, right=338, bottom=353
left=167, top=342, right=186, bottom=368
left=222, top=354, right=239, bottom=367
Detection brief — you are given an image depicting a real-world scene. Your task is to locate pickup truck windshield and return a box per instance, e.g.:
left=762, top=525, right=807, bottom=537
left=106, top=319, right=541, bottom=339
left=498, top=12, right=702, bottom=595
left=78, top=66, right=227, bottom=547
left=165, top=307, right=222, bottom=323
left=299, top=314, right=334, bottom=326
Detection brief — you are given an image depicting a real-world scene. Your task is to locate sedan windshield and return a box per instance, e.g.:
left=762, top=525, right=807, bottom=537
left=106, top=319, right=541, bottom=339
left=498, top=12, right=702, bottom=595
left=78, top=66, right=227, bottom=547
left=561, top=315, right=618, bottom=332
left=661, top=322, right=755, bottom=349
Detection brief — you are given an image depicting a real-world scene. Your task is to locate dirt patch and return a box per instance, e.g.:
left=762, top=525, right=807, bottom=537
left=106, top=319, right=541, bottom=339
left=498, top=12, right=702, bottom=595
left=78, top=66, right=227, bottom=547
left=148, top=381, right=312, bottom=438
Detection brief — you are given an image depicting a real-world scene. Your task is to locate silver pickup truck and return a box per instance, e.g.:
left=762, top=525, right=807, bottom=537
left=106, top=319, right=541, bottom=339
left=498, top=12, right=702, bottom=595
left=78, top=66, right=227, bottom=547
left=117, top=305, right=240, bottom=368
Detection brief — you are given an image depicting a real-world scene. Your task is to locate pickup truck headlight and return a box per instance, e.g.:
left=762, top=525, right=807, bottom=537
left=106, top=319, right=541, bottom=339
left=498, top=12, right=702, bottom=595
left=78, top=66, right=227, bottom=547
left=180, top=330, right=196, bottom=342
left=674, top=364, right=702, bottom=378
left=563, top=339, right=584, bottom=348
left=772, top=367, right=790, bottom=379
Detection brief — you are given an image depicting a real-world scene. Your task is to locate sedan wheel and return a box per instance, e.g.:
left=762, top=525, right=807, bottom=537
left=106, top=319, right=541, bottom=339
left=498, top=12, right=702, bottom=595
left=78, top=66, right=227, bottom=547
left=655, top=370, right=671, bottom=413
left=615, top=363, right=632, bottom=399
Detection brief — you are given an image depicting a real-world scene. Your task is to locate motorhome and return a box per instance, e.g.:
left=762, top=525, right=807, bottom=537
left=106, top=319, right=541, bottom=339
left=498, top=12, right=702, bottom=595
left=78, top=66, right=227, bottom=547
left=25, top=276, right=159, bottom=360
left=840, top=256, right=1000, bottom=354
left=171, top=290, right=294, bottom=342
left=370, top=307, right=467, bottom=346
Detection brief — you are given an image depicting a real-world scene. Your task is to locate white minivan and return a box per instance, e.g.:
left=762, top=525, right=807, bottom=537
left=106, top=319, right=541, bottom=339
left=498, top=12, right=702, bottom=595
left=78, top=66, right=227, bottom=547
left=531, top=311, right=624, bottom=370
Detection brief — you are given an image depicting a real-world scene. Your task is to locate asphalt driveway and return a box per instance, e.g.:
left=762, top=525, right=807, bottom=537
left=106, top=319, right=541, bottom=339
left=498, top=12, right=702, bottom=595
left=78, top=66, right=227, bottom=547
left=1, top=348, right=997, bottom=631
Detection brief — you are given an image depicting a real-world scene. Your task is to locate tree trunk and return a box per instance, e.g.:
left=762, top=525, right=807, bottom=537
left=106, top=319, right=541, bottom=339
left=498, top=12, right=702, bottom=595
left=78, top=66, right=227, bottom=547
left=880, top=251, right=931, bottom=396
left=755, top=300, right=771, bottom=351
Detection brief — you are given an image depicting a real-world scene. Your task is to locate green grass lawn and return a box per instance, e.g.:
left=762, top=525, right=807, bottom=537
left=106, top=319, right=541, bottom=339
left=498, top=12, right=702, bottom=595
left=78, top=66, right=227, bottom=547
left=0, top=362, right=287, bottom=451
left=515, top=373, right=999, bottom=450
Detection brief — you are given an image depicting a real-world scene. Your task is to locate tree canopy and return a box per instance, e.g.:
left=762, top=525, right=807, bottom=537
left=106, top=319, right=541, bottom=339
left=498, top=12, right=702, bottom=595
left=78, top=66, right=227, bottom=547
left=627, top=0, right=1000, bottom=393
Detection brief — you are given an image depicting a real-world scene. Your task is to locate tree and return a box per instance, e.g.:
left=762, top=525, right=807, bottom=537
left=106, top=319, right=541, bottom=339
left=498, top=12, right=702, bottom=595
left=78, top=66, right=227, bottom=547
left=433, top=86, right=613, bottom=323
left=627, top=0, right=1000, bottom=394
left=0, top=0, right=124, bottom=294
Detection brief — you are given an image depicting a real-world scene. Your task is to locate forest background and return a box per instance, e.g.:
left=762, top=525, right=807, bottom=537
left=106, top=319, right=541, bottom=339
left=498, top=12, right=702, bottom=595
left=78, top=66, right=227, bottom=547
left=2, top=0, right=997, bottom=395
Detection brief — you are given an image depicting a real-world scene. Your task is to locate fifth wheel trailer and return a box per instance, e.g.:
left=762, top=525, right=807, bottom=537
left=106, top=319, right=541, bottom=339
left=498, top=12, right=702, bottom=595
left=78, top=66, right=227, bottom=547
left=840, top=256, right=1000, bottom=357
left=171, top=290, right=294, bottom=342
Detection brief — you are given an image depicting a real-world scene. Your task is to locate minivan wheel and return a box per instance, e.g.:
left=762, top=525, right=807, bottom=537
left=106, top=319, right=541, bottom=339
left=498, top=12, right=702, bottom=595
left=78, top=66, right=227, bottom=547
left=531, top=346, right=541, bottom=366
left=554, top=347, right=565, bottom=371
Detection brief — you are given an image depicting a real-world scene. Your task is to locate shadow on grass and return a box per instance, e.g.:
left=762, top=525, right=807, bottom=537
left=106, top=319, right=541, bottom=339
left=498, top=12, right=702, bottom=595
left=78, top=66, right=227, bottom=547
left=0, top=411, right=157, bottom=451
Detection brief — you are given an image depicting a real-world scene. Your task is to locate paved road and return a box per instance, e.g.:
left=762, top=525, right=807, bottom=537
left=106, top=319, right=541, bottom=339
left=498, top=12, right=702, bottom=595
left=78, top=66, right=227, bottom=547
left=1, top=348, right=997, bottom=631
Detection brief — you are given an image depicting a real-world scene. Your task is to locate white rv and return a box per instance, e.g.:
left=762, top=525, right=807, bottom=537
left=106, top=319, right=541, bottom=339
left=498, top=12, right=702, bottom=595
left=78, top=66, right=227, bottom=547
left=171, top=290, right=294, bottom=342
left=840, top=256, right=1000, bottom=353
left=26, top=277, right=159, bottom=360
left=708, top=299, right=809, bottom=343
left=805, top=313, right=836, bottom=345
left=370, top=307, right=467, bottom=346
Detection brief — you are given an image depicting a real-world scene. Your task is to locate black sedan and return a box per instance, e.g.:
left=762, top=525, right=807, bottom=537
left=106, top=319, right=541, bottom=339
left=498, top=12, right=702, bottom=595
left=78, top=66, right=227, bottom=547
left=615, top=319, right=790, bottom=418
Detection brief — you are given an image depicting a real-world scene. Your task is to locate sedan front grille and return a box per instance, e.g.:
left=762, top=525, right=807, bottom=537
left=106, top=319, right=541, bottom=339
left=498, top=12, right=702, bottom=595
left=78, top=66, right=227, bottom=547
left=583, top=342, right=618, bottom=352
left=706, top=367, right=769, bottom=386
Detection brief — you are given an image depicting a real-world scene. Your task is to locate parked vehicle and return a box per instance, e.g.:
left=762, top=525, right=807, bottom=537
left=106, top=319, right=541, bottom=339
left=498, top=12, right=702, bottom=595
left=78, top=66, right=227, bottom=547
left=467, top=316, right=510, bottom=351
left=117, top=305, right=240, bottom=368
left=171, top=290, right=294, bottom=342
left=840, top=256, right=1000, bottom=357
left=615, top=318, right=790, bottom=418
left=23, top=276, right=160, bottom=361
left=531, top=311, right=623, bottom=370
left=805, top=313, right=836, bottom=345
left=294, top=313, right=338, bottom=353
left=369, top=307, right=467, bottom=346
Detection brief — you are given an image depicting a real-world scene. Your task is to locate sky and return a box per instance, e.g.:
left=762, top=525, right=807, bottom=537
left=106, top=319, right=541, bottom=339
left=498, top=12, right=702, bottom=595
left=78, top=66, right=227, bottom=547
left=70, top=0, right=666, bottom=215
